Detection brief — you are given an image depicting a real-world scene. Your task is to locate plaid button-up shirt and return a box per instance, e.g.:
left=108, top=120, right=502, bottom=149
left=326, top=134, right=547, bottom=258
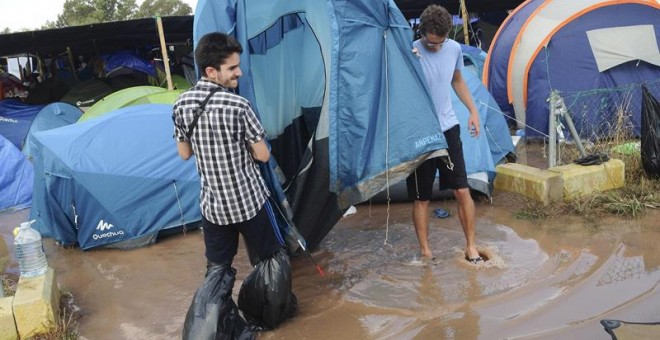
left=172, top=79, right=269, bottom=225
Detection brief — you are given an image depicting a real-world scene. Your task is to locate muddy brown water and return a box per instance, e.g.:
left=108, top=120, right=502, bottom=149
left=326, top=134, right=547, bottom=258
left=1, top=144, right=658, bottom=339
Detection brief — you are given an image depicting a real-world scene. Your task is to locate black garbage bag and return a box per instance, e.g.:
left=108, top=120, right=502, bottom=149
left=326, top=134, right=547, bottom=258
left=238, top=249, right=297, bottom=330
left=641, top=85, right=660, bottom=178
left=182, top=264, right=255, bottom=340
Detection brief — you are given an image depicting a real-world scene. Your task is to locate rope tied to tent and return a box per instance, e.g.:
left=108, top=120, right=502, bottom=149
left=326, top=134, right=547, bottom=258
left=383, top=29, right=392, bottom=247
left=172, top=180, right=187, bottom=234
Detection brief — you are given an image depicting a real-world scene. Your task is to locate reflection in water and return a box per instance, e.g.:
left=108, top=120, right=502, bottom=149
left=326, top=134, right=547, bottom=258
left=598, top=244, right=645, bottom=286
left=0, top=202, right=659, bottom=339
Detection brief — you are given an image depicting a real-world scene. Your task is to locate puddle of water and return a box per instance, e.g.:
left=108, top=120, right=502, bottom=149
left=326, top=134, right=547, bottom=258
left=1, top=178, right=658, bottom=339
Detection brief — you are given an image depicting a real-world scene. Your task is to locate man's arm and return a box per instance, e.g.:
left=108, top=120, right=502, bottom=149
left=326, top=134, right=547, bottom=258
left=177, top=141, right=193, bottom=160
left=250, top=139, right=270, bottom=163
left=451, top=69, right=480, bottom=137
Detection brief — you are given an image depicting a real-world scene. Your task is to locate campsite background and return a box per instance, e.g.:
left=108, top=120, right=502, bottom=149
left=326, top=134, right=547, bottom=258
left=0, top=0, right=198, bottom=33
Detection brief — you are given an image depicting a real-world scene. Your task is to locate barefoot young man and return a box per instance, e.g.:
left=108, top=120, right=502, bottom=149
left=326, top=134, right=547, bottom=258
left=406, top=4, right=482, bottom=263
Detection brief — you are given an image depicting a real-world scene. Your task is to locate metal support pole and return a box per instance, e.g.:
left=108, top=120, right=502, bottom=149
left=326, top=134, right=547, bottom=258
left=561, top=104, right=587, bottom=158
left=548, top=90, right=587, bottom=168
left=548, top=93, right=557, bottom=168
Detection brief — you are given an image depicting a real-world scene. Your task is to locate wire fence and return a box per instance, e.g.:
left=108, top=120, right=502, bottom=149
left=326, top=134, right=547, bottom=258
left=560, top=79, right=660, bottom=141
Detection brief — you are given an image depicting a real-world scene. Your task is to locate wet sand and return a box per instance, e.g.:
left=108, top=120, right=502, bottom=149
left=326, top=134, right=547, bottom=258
left=1, top=142, right=659, bottom=339
left=1, top=194, right=659, bottom=339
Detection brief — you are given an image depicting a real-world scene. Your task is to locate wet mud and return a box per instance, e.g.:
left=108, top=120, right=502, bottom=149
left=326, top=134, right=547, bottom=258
left=1, top=198, right=658, bottom=339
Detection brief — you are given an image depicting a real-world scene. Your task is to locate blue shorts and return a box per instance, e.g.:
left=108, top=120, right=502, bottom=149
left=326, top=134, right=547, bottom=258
left=406, top=125, right=468, bottom=201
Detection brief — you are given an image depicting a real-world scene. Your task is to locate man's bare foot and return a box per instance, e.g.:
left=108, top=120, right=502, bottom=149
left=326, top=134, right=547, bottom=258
left=421, top=250, right=433, bottom=259
left=465, top=248, right=480, bottom=260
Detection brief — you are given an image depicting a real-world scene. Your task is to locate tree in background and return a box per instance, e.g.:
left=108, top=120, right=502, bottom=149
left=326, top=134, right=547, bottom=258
left=56, top=0, right=191, bottom=28
left=136, top=0, right=192, bottom=18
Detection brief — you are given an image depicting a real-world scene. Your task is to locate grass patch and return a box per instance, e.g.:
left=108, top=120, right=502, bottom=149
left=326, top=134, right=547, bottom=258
left=1, top=273, right=17, bottom=296
left=23, top=290, right=79, bottom=340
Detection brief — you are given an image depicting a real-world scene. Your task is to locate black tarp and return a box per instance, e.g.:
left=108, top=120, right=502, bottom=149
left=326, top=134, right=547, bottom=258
left=394, top=0, right=524, bottom=19
left=0, top=16, right=193, bottom=57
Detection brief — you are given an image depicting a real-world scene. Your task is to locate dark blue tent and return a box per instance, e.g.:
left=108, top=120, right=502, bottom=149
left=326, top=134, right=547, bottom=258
left=104, top=50, right=157, bottom=77
left=29, top=104, right=201, bottom=249
left=484, top=0, right=660, bottom=137
left=0, top=134, right=32, bottom=211
left=0, top=99, right=45, bottom=149
left=194, top=0, right=448, bottom=250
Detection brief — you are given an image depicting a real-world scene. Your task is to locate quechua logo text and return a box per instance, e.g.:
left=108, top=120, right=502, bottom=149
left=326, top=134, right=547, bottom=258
left=93, top=220, right=124, bottom=240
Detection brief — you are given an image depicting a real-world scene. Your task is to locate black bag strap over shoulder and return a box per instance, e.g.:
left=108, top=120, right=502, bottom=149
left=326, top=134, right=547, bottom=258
left=185, top=87, right=225, bottom=140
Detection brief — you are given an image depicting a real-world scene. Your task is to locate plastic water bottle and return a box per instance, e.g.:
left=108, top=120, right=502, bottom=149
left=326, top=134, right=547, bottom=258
left=13, top=220, right=48, bottom=278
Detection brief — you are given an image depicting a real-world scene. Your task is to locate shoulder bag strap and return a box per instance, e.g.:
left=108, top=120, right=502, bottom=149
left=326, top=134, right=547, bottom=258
left=185, top=87, right=225, bottom=140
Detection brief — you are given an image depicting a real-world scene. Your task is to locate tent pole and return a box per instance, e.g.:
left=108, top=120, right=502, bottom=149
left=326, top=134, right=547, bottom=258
left=66, top=47, right=79, bottom=82
left=460, top=0, right=470, bottom=45
left=156, top=16, right=174, bottom=90
left=36, top=53, right=45, bottom=82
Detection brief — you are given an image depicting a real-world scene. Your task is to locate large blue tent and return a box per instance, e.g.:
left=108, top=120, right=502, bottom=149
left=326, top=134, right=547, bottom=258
left=29, top=104, right=201, bottom=249
left=194, top=0, right=448, bottom=250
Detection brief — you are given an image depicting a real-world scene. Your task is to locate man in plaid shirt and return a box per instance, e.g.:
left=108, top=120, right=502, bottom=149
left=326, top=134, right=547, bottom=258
left=172, top=32, right=282, bottom=269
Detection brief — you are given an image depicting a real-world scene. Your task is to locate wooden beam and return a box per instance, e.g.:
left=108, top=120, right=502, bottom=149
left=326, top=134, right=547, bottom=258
left=156, top=16, right=173, bottom=90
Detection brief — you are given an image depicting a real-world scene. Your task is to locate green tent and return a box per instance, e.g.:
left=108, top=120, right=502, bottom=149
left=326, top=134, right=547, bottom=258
left=125, top=90, right=185, bottom=106
left=78, top=86, right=165, bottom=122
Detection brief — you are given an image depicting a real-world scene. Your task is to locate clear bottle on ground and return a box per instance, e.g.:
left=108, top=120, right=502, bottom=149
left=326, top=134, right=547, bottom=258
left=13, top=220, right=48, bottom=278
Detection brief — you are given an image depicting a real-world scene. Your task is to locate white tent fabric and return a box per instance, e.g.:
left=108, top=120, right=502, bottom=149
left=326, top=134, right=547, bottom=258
left=587, top=25, right=660, bottom=72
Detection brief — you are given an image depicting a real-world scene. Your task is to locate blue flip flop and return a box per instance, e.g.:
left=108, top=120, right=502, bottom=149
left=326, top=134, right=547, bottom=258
left=434, top=208, right=450, bottom=218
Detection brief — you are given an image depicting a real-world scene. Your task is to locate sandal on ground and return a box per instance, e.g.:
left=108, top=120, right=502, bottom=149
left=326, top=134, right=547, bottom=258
left=434, top=208, right=450, bottom=218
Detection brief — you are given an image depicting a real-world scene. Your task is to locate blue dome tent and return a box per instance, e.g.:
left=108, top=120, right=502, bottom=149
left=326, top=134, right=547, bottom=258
left=29, top=104, right=201, bottom=249
left=194, top=0, right=449, bottom=251
left=22, top=102, right=82, bottom=159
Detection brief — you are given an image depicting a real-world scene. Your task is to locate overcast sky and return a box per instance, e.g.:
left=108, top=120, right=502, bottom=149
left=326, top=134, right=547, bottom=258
left=0, top=0, right=198, bottom=32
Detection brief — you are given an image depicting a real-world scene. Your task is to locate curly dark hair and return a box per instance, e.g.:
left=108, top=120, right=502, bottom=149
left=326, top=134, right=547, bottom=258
left=195, top=32, right=243, bottom=74
left=418, top=4, right=453, bottom=37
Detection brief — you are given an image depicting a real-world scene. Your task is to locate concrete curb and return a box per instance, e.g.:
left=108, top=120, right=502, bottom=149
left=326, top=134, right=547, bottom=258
left=0, top=296, right=17, bottom=340
left=495, top=159, right=625, bottom=204
left=0, top=267, right=60, bottom=339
